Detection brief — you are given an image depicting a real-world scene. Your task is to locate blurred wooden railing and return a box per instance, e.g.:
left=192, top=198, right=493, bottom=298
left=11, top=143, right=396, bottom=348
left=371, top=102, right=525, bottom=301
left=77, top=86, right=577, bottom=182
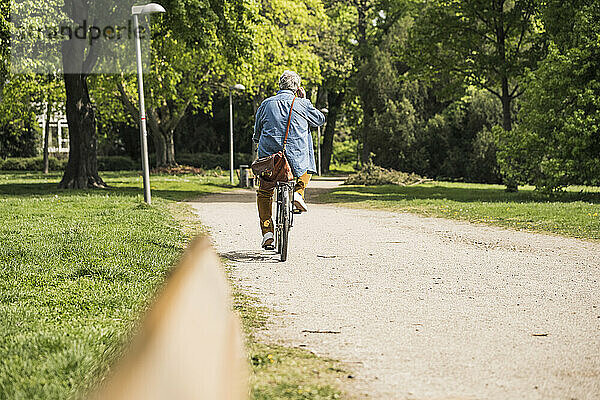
left=92, top=237, right=247, bottom=400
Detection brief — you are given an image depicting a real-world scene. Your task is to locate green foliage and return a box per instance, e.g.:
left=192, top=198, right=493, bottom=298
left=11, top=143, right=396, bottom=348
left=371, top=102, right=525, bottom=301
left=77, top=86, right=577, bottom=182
left=417, top=87, right=503, bottom=182
left=175, top=153, right=234, bottom=169
left=0, top=124, right=39, bottom=159
left=0, top=75, right=50, bottom=158
left=409, top=0, right=544, bottom=108
left=497, top=2, right=600, bottom=192
left=315, top=1, right=354, bottom=86
left=97, top=156, right=138, bottom=172
left=332, top=136, right=357, bottom=166
left=3, top=0, right=599, bottom=191
left=241, top=0, right=326, bottom=99
left=0, top=156, right=140, bottom=171
left=469, top=127, right=500, bottom=183
left=344, top=161, right=426, bottom=186
left=0, top=70, right=64, bottom=159
left=162, top=0, right=254, bottom=62
left=0, top=0, right=8, bottom=86
left=359, top=26, right=504, bottom=183
left=93, top=0, right=258, bottom=167
left=0, top=157, right=66, bottom=171
left=361, top=42, right=419, bottom=169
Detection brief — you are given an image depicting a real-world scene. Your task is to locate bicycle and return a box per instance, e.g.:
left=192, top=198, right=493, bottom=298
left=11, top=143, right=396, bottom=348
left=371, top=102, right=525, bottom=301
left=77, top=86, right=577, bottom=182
left=274, top=181, right=297, bottom=262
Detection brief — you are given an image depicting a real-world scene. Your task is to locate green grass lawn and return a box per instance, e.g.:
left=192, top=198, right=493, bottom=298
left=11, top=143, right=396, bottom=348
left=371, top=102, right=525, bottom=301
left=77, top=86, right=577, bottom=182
left=320, top=181, right=600, bottom=240
left=0, top=171, right=349, bottom=399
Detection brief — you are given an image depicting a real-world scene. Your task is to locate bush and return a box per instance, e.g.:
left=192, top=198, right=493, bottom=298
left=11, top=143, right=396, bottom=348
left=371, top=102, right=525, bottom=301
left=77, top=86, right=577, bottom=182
left=0, top=157, right=67, bottom=171
left=0, top=124, right=39, bottom=159
left=176, top=153, right=227, bottom=169
left=497, top=40, right=600, bottom=192
left=97, top=156, right=138, bottom=171
left=0, top=156, right=138, bottom=171
left=344, top=161, right=428, bottom=186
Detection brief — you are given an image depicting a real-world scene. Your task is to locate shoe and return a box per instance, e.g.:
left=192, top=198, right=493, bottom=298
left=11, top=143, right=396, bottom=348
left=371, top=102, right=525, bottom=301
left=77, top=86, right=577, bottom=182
left=261, top=232, right=274, bottom=250
left=293, top=192, right=308, bottom=212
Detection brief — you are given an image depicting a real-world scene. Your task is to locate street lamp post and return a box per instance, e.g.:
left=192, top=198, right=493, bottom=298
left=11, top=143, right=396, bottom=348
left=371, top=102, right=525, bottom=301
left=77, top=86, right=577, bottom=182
left=317, top=108, right=328, bottom=176
left=229, top=83, right=245, bottom=185
left=132, top=3, right=165, bottom=204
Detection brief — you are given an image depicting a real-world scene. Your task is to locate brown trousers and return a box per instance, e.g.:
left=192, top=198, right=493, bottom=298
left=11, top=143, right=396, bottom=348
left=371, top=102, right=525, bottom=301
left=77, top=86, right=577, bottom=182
left=256, top=172, right=311, bottom=235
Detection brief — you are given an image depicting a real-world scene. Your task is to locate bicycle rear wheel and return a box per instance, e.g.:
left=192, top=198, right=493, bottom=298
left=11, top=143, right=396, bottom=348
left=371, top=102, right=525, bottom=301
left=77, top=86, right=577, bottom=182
left=280, top=186, right=291, bottom=262
left=275, top=187, right=283, bottom=254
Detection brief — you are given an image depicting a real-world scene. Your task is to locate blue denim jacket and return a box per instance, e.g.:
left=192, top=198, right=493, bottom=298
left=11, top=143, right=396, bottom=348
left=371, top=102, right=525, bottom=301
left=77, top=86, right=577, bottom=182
left=253, top=89, right=325, bottom=177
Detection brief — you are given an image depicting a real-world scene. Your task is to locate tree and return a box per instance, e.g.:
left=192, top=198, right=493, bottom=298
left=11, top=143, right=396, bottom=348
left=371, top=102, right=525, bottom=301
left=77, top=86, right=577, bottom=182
left=93, top=0, right=255, bottom=167
left=111, top=30, right=221, bottom=167
left=410, top=0, right=545, bottom=134
left=496, top=0, right=600, bottom=191
left=315, top=0, right=355, bottom=172
left=350, top=0, right=416, bottom=163
left=57, top=0, right=254, bottom=185
left=0, top=0, right=8, bottom=89
left=0, top=75, right=41, bottom=158
left=58, top=0, right=109, bottom=188
left=244, top=0, right=325, bottom=109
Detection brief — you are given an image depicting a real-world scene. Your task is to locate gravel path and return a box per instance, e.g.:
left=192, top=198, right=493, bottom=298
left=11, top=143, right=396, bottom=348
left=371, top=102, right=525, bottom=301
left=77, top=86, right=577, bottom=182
left=189, top=180, right=600, bottom=399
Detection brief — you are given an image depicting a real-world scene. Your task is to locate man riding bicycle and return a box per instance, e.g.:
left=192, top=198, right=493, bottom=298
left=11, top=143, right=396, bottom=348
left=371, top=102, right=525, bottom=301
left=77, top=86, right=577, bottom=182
left=252, top=70, right=326, bottom=250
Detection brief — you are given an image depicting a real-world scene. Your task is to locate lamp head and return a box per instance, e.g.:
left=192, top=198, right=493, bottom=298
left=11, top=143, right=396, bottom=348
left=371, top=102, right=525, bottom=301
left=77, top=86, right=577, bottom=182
left=132, top=3, right=166, bottom=15
left=230, top=84, right=245, bottom=91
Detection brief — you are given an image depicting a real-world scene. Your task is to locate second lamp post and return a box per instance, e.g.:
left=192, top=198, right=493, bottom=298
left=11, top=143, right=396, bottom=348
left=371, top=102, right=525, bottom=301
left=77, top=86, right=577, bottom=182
left=229, top=84, right=245, bottom=185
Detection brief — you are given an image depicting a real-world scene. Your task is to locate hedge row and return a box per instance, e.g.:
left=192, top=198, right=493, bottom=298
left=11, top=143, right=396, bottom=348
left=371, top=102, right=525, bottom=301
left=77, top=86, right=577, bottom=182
left=0, top=156, right=137, bottom=171
left=0, top=153, right=253, bottom=171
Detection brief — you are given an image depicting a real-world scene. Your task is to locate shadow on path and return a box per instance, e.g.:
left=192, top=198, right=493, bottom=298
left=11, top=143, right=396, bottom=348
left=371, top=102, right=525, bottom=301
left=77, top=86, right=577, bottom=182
left=221, top=250, right=280, bottom=264
left=193, top=190, right=256, bottom=204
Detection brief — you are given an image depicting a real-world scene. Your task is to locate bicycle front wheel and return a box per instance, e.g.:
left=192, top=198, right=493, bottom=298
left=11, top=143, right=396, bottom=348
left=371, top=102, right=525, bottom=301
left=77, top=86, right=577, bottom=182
left=280, top=187, right=291, bottom=262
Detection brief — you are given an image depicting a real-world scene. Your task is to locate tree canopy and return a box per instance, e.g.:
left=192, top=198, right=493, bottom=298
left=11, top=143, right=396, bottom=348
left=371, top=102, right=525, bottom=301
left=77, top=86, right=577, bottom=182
left=0, top=0, right=598, bottom=193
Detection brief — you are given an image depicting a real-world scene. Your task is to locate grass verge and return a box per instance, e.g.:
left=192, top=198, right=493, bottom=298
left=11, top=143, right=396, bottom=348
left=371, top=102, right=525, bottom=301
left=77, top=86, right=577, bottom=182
left=321, top=181, right=600, bottom=240
left=0, top=171, right=351, bottom=399
left=232, top=288, right=352, bottom=400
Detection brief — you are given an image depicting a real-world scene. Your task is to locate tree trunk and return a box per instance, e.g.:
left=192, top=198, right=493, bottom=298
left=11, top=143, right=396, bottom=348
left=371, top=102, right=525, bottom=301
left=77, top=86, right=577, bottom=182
left=43, top=104, right=51, bottom=174
left=322, top=91, right=344, bottom=173
left=165, top=130, right=176, bottom=166
left=501, top=78, right=512, bottom=132
left=252, top=95, right=262, bottom=162
left=361, top=109, right=372, bottom=165
left=496, top=4, right=517, bottom=191
left=151, top=128, right=167, bottom=167
left=501, top=80, right=517, bottom=191
left=59, top=0, right=104, bottom=189
left=355, top=0, right=370, bottom=166
left=59, top=73, right=105, bottom=188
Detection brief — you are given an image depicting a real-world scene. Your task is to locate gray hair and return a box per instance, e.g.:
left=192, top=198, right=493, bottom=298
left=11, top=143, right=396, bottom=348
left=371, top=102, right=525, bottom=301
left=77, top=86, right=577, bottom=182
left=279, top=70, right=301, bottom=91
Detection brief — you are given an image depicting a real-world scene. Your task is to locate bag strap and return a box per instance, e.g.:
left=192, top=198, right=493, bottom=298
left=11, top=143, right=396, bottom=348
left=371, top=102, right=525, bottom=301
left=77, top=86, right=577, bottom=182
left=283, top=96, right=296, bottom=150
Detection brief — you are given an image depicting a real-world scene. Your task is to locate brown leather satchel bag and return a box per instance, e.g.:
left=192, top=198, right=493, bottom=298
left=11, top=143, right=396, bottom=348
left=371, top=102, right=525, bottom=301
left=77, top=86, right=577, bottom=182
left=251, top=96, right=296, bottom=188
